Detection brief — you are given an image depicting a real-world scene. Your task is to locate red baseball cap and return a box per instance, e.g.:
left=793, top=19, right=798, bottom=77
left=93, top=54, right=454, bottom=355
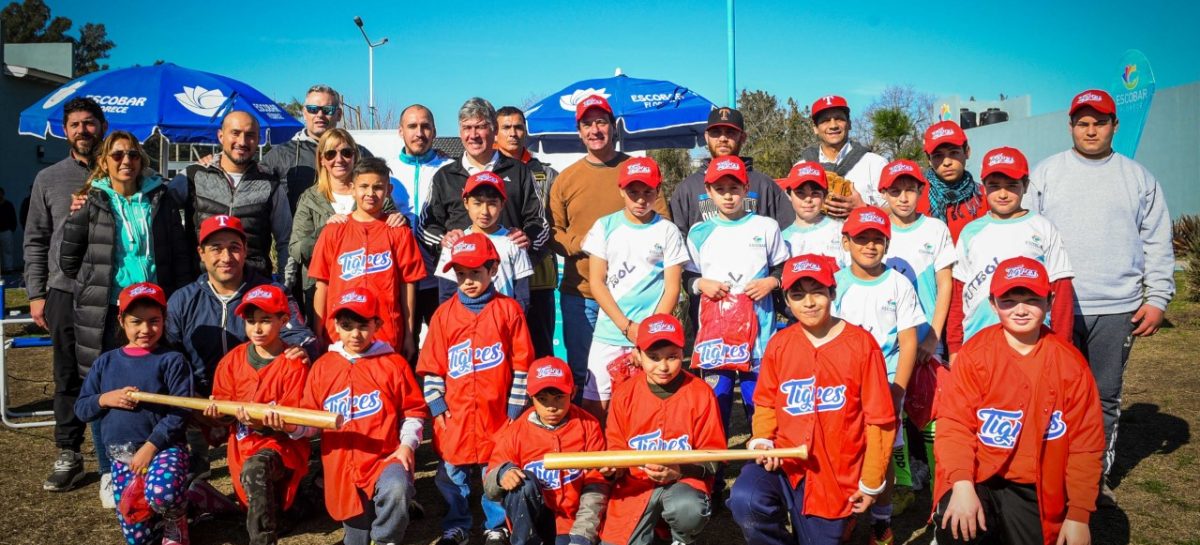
left=575, top=94, right=613, bottom=122
left=462, top=170, right=507, bottom=200
left=782, top=254, right=837, bottom=291
left=198, top=214, right=246, bottom=244
left=842, top=206, right=892, bottom=239
left=330, top=288, right=379, bottom=320
left=782, top=161, right=828, bottom=191
left=1069, top=89, right=1117, bottom=118
left=878, top=159, right=928, bottom=190
left=811, top=95, right=850, bottom=119
left=235, top=284, right=290, bottom=318
left=980, top=147, right=1029, bottom=180
left=636, top=313, right=685, bottom=351
left=618, top=157, right=662, bottom=189
left=441, top=232, right=500, bottom=272
left=923, top=120, right=968, bottom=154
left=527, top=357, right=574, bottom=396
left=705, top=156, right=748, bottom=185
left=118, top=282, right=167, bottom=314
left=990, top=256, right=1051, bottom=298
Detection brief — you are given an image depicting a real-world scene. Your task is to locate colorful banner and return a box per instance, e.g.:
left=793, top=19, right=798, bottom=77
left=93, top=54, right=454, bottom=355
left=1110, top=50, right=1156, bottom=158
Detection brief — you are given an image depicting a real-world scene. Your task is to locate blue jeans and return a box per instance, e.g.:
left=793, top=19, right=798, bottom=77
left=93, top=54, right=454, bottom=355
left=560, top=293, right=599, bottom=398
left=435, top=461, right=505, bottom=532
left=729, top=462, right=848, bottom=545
left=705, top=369, right=758, bottom=436
left=343, top=463, right=414, bottom=545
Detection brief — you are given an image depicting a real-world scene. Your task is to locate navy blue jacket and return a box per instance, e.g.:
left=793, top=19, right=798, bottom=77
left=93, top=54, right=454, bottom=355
left=166, top=269, right=316, bottom=395
left=75, top=347, right=192, bottom=452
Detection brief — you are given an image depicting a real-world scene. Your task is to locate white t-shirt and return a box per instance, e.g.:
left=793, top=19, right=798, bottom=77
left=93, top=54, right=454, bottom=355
left=228, top=171, right=244, bottom=188
left=436, top=226, right=533, bottom=299
left=582, top=212, right=689, bottom=346
left=782, top=215, right=850, bottom=270
left=885, top=215, right=955, bottom=342
left=331, top=192, right=355, bottom=215
left=953, top=213, right=1074, bottom=342
left=686, top=213, right=789, bottom=364
left=832, top=267, right=927, bottom=380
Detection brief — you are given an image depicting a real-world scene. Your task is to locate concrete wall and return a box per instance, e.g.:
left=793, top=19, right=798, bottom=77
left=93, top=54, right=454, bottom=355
left=1, top=74, right=69, bottom=223
left=963, top=82, right=1200, bottom=218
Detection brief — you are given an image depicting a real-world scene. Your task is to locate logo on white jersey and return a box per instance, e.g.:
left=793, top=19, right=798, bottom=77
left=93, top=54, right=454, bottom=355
left=324, top=387, right=383, bottom=421
left=693, top=338, right=751, bottom=370
left=977, top=408, right=1023, bottom=448
left=791, top=260, right=822, bottom=273
left=1004, top=265, right=1040, bottom=281
left=647, top=320, right=676, bottom=334
left=780, top=376, right=848, bottom=415
left=1044, top=410, right=1067, bottom=440
left=626, top=163, right=652, bottom=175
left=887, top=163, right=915, bottom=175
left=447, top=339, right=505, bottom=379
left=987, top=153, right=1016, bottom=167
left=535, top=365, right=564, bottom=379
left=628, top=430, right=691, bottom=451
left=523, top=460, right=582, bottom=490
left=1076, top=92, right=1104, bottom=105
left=338, top=248, right=394, bottom=280
left=714, top=159, right=742, bottom=172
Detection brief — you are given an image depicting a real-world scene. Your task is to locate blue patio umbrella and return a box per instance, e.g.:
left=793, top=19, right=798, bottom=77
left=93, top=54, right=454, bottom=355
left=19, top=62, right=302, bottom=145
left=525, top=74, right=716, bottom=153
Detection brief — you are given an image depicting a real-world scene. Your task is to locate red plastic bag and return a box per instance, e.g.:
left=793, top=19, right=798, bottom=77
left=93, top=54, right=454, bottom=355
left=692, top=293, right=758, bottom=372
left=606, top=349, right=640, bottom=389
left=118, top=474, right=153, bottom=524
left=904, top=355, right=949, bottom=429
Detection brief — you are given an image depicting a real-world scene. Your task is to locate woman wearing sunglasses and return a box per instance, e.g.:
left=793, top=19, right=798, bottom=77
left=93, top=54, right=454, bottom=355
left=288, top=128, right=403, bottom=325
left=58, top=131, right=196, bottom=494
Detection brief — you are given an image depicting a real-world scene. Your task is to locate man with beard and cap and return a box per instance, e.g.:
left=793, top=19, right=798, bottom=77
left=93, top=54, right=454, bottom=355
left=170, top=111, right=293, bottom=278
left=25, top=97, right=110, bottom=498
left=262, top=84, right=373, bottom=214
left=669, top=106, right=794, bottom=235
left=796, top=95, right=888, bottom=217
left=495, top=105, right=560, bottom=357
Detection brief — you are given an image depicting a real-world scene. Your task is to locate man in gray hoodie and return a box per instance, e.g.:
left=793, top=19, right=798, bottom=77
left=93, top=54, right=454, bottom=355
left=1029, top=89, right=1175, bottom=502
left=24, top=97, right=106, bottom=496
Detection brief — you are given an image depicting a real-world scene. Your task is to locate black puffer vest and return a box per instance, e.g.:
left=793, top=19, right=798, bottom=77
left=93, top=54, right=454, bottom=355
left=184, top=161, right=280, bottom=276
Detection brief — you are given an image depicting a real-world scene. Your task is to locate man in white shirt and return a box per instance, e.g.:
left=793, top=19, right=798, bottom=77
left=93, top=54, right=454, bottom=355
left=796, top=95, right=888, bottom=216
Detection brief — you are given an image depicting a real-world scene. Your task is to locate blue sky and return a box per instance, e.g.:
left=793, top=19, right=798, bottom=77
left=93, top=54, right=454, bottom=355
left=46, top=0, right=1200, bottom=129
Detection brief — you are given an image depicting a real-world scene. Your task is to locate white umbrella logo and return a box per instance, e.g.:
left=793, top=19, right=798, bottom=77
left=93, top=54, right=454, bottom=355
left=175, top=85, right=229, bottom=117
left=42, top=80, right=88, bottom=109
left=559, top=88, right=610, bottom=112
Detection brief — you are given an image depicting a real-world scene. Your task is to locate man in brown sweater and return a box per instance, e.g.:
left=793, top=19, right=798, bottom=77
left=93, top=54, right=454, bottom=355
left=548, top=95, right=668, bottom=395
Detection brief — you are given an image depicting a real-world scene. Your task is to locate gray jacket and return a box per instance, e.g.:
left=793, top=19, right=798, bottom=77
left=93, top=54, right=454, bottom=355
left=24, top=156, right=89, bottom=299
left=260, top=131, right=372, bottom=214
left=668, top=156, right=795, bottom=236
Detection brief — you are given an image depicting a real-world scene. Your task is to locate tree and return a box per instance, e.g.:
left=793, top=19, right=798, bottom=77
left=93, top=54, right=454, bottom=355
left=1, top=0, right=115, bottom=75
left=738, top=89, right=816, bottom=178
left=869, top=107, right=923, bottom=161
left=282, top=98, right=304, bottom=121
left=649, top=148, right=692, bottom=201
left=855, top=84, right=936, bottom=160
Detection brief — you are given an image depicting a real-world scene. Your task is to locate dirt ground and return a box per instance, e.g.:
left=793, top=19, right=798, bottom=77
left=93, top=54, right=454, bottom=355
left=1, top=281, right=1196, bottom=545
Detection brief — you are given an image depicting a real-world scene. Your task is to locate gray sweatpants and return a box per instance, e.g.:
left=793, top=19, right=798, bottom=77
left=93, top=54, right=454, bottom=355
left=1073, top=312, right=1135, bottom=476
left=603, top=482, right=711, bottom=545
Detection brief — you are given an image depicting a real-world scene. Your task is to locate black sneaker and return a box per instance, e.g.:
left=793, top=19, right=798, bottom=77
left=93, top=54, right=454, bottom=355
left=407, top=499, right=426, bottom=519
left=43, top=450, right=84, bottom=492
left=484, top=527, right=510, bottom=545
left=436, top=528, right=469, bottom=545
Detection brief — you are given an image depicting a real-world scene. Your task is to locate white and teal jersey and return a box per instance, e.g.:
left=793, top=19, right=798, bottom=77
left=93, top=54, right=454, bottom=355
left=953, top=213, right=1074, bottom=341
left=832, top=268, right=927, bottom=380
left=686, top=213, right=789, bottom=365
left=582, top=212, right=690, bottom=346
left=781, top=216, right=850, bottom=270
left=885, top=215, right=955, bottom=342
left=436, top=226, right=533, bottom=298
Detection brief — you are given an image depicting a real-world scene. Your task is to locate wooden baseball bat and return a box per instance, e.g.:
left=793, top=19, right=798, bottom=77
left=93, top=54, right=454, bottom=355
left=542, top=446, right=808, bottom=470
left=127, top=391, right=343, bottom=430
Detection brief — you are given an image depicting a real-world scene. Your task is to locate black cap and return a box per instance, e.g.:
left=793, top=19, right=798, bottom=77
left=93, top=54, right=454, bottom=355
left=707, top=107, right=744, bottom=132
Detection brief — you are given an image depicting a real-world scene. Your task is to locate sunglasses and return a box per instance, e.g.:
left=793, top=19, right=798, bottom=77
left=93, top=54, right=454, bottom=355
left=108, top=150, right=142, bottom=162
left=323, top=148, right=356, bottom=161
left=305, top=104, right=339, bottom=116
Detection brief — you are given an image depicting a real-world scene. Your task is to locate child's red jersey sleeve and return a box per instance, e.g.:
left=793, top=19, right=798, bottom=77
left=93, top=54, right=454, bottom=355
left=211, top=348, right=241, bottom=402
left=581, top=416, right=609, bottom=486
left=416, top=309, right=447, bottom=378
left=276, top=356, right=309, bottom=408
left=1063, top=350, right=1105, bottom=522
left=391, top=226, right=427, bottom=283
left=860, top=341, right=896, bottom=426
left=308, top=227, right=337, bottom=283
left=752, top=333, right=784, bottom=412
left=488, top=419, right=521, bottom=470
left=508, top=303, right=534, bottom=373
left=300, top=355, right=330, bottom=410
left=947, top=279, right=966, bottom=354
left=396, top=361, right=431, bottom=421
left=1050, top=278, right=1076, bottom=345
left=934, top=350, right=984, bottom=485
left=692, top=385, right=727, bottom=450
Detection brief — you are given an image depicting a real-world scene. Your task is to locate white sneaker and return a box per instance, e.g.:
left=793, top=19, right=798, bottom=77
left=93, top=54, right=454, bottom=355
left=99, top=472, right=115, bottom=509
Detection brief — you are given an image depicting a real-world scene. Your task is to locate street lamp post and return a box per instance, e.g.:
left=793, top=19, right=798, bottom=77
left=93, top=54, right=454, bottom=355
left=353, top=16, right=388, bottom=130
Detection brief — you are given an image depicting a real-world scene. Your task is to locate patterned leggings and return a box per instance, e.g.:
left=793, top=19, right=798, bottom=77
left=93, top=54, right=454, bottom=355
left=111, top=446, right=190, bottom=545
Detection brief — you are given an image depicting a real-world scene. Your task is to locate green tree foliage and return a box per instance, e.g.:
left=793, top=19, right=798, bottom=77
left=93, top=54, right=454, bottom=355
left=856, top=84, right=936, bottom=162
left=869, top=107, right=923, bottom=161
left=648, top=148, right=692, bottom=201
left=1, top=0, right=115, bottom=75
left=737, top=89, right=816, bottom=178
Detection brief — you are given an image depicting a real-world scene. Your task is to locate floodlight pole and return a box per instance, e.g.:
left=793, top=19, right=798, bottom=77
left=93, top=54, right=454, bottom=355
left=354, top=16, right=389, bottom=129
left=727, top=0, right=736, bottom=108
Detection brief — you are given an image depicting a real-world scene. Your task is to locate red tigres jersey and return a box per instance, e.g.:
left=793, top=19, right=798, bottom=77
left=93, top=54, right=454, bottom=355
left=417, top=295, right=533, bottom=465
left=935, top=325, right=1105, bottom=544
left=308, top=218, right=426, bottom=348
left=301, top=347, right=430, bottom=521
left=211, top=343, right=311, bottom=510
left=601, top=373, right=726, bottom=545
left=488, top=406, right=607, bottom=535
left=754, top=323, right=895, bottom=519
